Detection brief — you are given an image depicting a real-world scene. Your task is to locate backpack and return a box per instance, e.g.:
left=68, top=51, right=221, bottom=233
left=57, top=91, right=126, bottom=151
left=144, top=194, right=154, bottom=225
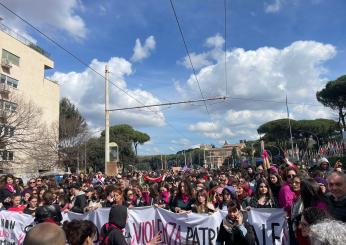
left=99, top=223, right=117, bottom=245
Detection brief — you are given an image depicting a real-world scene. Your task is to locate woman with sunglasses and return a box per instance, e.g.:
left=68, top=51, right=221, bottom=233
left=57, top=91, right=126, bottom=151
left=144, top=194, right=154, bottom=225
left=278, top=167, right=298, bottom=216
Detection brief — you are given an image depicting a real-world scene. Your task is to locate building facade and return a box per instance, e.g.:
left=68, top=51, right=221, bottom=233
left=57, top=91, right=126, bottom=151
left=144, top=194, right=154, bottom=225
left=0, top=23, right=59, bottom=174
left=202, top=141, right=246, bottom=168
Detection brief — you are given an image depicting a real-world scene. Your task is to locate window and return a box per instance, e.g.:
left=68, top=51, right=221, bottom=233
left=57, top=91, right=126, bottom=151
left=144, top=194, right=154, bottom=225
left=0, top=73, right=19, bottom=88
left=0, top=100, right=17, bottom=112
left=1, top=49, right=20, bottom=66
left=0, top=151, right=14, bottom=161
left=0, top=74, right=5, bottom=84
left=0, top=125, right=15, bottom=137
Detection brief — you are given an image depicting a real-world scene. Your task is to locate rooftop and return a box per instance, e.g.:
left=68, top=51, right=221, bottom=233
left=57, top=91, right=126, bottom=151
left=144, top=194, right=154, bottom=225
left=0, top=22, right=51, bottom=59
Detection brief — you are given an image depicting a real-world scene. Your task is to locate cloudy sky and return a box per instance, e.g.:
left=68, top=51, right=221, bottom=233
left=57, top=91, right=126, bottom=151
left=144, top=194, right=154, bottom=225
left=1, top=0, right=345, bottom=155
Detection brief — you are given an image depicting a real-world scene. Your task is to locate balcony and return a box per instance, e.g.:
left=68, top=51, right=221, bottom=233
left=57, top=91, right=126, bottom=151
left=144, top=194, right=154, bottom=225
left=1, top=58, right=12, bottom=69
left=0, top=84, right=10, bottom=97
left=0, top=109, right=8, bottom=123
left=0, top=23, right=51, bottom=59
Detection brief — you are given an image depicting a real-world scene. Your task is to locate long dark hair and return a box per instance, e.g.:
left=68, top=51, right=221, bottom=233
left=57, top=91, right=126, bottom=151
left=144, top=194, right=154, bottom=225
left=300, top=178, right=326, bottom=208
left=177, top=180, right=192, bottom=197
left=255, top=178, right=274, bottom=200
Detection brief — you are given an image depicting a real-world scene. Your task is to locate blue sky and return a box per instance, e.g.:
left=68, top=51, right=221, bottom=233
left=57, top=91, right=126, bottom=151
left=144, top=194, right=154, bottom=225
left=1, top=0, right=345, bottom=155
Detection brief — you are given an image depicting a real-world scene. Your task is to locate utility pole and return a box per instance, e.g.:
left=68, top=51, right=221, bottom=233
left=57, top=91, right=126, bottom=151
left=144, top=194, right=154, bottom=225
left=160, top=154, right=163, bottom=170
left=286, top=95, right=294, bottom=159
left=84, top=143, right=87, bottom=173
left=184, top=150, right=187, bottom=166
left=105, top=65, right=110, bottom=174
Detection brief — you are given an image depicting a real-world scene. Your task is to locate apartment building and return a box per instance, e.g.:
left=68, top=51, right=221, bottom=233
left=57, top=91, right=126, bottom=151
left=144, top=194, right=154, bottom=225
left=0, top=22, right=59, bottom=174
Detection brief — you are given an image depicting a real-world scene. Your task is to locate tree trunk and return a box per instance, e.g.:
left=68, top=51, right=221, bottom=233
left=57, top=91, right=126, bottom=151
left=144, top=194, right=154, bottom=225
left=339, top=107, right=346, bottom=130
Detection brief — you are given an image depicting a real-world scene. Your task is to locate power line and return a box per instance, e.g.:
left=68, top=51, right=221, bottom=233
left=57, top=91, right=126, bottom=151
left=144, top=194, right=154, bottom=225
left=108, top=96, right=226, bottom=111
left=0, top=2, right=150, bottom=110
left=169, top=0, right=210, bottom=116
left=221, top=96, right=326, bottom=109
left=0, top=2, right=195, bottom=142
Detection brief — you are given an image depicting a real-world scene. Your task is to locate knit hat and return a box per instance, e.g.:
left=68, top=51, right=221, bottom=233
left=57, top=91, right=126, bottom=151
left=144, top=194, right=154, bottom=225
left=318, top=157, right=329, bottom=165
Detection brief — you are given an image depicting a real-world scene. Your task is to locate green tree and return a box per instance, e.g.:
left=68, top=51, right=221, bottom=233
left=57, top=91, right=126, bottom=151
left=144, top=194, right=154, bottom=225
left=257, top=118, right=340, bottom=150
left=59, top=98, right=88, bottom=171
left=132, top=131, right=150, bottom=156
left=100, top=124, right=150, bottom=169
left=316, top=75, right=346, bottom=130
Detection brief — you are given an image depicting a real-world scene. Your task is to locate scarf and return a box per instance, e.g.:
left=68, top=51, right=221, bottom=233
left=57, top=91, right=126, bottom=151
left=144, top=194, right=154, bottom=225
left=222, top=212, right=243, bottom=234
left=160, top=191, right=170, bottom=204
left=181, top=193, right=189, bottom=204
left=6, top=184, right=15, bottom=193
left=141, top=191, right=150, bottom=205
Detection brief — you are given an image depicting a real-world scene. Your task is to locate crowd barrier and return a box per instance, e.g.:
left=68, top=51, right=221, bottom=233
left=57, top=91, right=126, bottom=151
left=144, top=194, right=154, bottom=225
left=0, top=207, right=289, bottom=245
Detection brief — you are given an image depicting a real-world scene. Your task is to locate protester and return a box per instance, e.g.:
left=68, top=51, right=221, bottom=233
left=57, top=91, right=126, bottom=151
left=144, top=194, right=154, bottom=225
left=268, top=172, right=283, bottom=203
left=299, top=207, right=330, bottom=240
left=191, top=189, right=215, bottom=214
left=7, top=194, right=26, bottom=212
left=216, top=200, right=258, bottom=245
left=278, top=168, right=298, bottom=216
left=248, top=178, right=277, bottom=208
left=100, top=205, right=161, bottom=245
left=63, top=220, right=98, bottom=245
left=317, top=157, right=332, bottom=177
left=23, top=196, right=38, bottom=216
left=23, top=223, right=66, bottom=245
left=171, top=180, right=195, bottom=213
left=70, top=183, right=88, bottom=213
left=309, top=219, right=346, bottom=245
left=326, top=171, right=346, bottom=222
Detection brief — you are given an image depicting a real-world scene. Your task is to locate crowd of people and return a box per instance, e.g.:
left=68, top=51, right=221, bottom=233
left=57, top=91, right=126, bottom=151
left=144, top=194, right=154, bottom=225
left=0, top=156, right=346, bottom=245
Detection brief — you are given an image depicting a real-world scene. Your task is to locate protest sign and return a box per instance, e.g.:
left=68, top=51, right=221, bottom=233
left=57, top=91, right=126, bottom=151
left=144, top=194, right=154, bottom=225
left=248, top=208, right=289, bottom=245
left=0, top=211, right=34, bottom=245
left=63, top=207, right=288, bottom=245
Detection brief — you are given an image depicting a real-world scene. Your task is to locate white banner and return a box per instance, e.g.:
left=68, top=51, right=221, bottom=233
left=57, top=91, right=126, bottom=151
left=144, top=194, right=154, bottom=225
left=62, top=207, right=288, bottom=245
left=0, top=211, right=34, bottom=245
left=0, top=207, right=288, bottom=245
left=248, top=208, right=289, bottom=245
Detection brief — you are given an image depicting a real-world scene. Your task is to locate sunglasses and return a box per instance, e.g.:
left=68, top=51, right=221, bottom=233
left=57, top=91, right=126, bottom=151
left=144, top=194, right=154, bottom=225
left=30, top=181, right=36, bottom=184
left=287, top=174, right=296, bottom=178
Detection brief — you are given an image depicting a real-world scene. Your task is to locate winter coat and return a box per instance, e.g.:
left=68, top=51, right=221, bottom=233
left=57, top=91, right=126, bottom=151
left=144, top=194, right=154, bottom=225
left=216, top=212, right=258, bottom=245
left=100, top=205, right=128, bottom=245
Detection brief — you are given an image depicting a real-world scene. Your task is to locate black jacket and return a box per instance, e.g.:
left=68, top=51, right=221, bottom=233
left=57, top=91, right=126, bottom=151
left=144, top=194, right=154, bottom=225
left=71, top=192, right=88, bottom=213
left=100, top=205, right=128, bottom=245
left=326, top=193, right=346, bottom=222
left=216, top=212, right=258, bottom=245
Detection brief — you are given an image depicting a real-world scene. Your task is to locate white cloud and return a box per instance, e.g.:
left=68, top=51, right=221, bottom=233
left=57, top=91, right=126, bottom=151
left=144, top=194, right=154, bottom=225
left=188, top=121, right=235, bottom=140
left=205, top=34, right=225, bottom=49
left=179, top=36, right=336, bottom=140
left=131, top=36, right=156, bottom=62
left=180, top=52, right=212, bottom=70
left=50, top=56, right=166, bottom=129
left=264, top=0, right=286, bottom=13
left=0, top=0, right=87, bottom=40
left=171, top=138, right=192, bottom=147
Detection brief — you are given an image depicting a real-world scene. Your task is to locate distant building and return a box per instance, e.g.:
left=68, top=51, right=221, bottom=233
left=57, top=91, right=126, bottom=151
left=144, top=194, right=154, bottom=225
left=0, top=22, right=59, bottom=174
left=204, top=140, right=246, bottom=168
